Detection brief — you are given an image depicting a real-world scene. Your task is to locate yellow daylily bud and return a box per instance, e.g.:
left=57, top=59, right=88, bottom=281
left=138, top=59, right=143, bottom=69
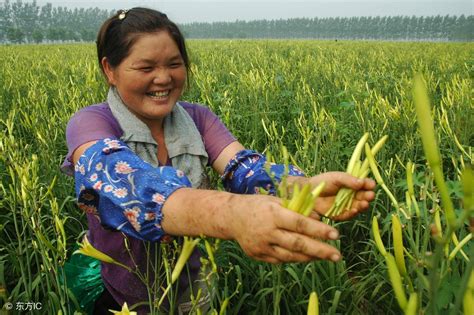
left=219, top=298, right=230, bottom=315
left=288, top=183, right=311, bottom=212
left=366, top=144, right=408, bottom=219
left=451, top=233, right=469, bottom=261
left=351, top=160, right=362, bottom=177
left=413, top=74, right=441, bottom=174
left=301, top=182, right=326, bottom=217
left=287, top=183, right=301, bottom=211
left=448, top=233, right=472, bottom=261
left=391, top=214, right=407, bottom=276
left=385, top=253, right=408, bottom=310
left=404, top=293, right=418, bottom=315
left=346, top=132, right=369, bottom=174
left=307, top=291, right=319, bottom=315
left=205, top=239, right=218, bottom=273
left=365, top=143, right=384, bottom=185
left=358, top=135, right=388, bottom=179
left=372, top=216, right=388, bottom=256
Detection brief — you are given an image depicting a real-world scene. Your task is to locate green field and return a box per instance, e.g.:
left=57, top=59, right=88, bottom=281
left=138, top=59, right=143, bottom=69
left=0, top=40, right=473, bottom=314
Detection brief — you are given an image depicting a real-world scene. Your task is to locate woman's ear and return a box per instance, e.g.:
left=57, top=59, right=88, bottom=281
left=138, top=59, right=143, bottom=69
left=101, top=57, right=116, bottom=85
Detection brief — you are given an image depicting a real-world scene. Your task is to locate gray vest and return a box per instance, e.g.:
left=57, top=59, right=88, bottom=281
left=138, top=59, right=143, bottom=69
left=107, top=87, right=210, bottom=189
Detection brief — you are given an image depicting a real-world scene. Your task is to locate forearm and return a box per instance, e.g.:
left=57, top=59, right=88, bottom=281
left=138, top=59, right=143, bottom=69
left=161, top=188, right=240, bottom=240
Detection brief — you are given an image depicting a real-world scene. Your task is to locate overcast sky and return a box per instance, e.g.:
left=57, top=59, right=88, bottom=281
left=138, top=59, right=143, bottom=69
left=34, top=0, right=473, bottom=23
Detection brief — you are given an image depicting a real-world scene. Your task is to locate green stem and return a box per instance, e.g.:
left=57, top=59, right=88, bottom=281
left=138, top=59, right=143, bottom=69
left=449, top=244, right=473, bottom=315
left=12, top=198, right=30, bottom=299
left=432, top=166, right=456, bottom=228
left=426, top=222, right=462, bottom=314
left=272, top=264, right=281, bottom=315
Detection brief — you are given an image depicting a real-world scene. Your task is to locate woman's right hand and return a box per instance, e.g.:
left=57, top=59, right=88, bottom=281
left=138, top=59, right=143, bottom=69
left=228, top=194, right=341, bottom=264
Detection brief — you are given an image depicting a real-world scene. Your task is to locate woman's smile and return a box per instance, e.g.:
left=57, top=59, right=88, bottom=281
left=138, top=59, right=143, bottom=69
left=147, top=90, right=170, bottom=99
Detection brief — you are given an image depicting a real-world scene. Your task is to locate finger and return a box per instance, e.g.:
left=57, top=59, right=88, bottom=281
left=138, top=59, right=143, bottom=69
left=331, top=197, right=372, bottom=221
left=361, top=178, right=376, bottom=190
left=346, top=198, right=369, bottom=212
left=332, top=173, right=366, bottom=190
left=318, top=174, right=364, bottom=196
left=275, top=209, right=339, bottom=240
left=335, top=175, right=376, bottom=192
left=308, top=211, right=321, bottom=221
left=332, top=208, right=359, bottom=221
left=348, top=191, right=375, bottom=213
left=267, top=245, right=316, bottom=263
left=354, top=190, right=376, bottom=202
left=273, top=229, right=341, bottom=262
left=255, top=254, right=282, bottom=264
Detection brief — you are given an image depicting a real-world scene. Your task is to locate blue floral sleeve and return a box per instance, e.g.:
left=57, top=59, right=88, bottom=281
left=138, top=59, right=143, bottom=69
left=221, top=149, right=305, bottom=195
left=74, top=138, right=192, bottom=242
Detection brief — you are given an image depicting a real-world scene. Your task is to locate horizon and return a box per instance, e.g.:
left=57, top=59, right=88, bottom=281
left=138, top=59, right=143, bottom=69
left=29, top=0, right=473, bottom=23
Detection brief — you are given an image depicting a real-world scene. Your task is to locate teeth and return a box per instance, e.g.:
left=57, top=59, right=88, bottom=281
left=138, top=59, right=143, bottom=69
left=148, top=90, right=169, bottom=98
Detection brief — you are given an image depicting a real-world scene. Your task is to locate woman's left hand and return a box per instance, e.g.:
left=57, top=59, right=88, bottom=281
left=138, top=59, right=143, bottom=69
left=288, top=172, right=376, bottom=221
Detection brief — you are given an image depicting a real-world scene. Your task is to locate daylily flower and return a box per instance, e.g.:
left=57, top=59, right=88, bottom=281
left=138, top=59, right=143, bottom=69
left=109, top=302, right=137, bottom=315
left=74, top=235, right=131, bottom=271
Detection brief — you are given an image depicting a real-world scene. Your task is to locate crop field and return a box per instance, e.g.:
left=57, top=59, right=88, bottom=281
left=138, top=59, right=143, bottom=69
left=0, top=40, right=473, bottom=314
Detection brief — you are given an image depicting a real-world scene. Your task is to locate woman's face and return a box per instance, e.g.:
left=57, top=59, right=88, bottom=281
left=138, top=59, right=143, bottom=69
left=103, top=31, right=187, bottom=126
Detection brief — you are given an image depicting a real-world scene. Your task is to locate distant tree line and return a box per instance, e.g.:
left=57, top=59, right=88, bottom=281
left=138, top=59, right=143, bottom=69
left=1, top=0, right=472, bottom=43
left=0, top=0, right=112, bottom=43
left=181, top=15, right=473, bottom=41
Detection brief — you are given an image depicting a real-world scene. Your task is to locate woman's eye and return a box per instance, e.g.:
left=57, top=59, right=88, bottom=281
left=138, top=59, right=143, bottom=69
left=169, top=63, right=183, bottom=68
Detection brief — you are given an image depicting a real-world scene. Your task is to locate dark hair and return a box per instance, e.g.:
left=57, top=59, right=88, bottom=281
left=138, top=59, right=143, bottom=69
left=96, top=7, right=189, bottom=74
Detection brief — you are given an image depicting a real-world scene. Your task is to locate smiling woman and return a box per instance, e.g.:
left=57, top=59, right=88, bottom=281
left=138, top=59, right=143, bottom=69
left=101, top=32, right=187, bottom=127
left=61, top=6, right=376, bottom=315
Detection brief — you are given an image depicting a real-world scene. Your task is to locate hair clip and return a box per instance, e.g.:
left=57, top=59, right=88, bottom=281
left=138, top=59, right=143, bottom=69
left=118, top=9, right=128, bottom=20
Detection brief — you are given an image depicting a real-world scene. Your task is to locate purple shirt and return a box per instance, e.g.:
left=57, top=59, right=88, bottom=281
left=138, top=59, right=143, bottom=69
left=62, top=101, right=235, bottom=174
left=62, top=101, right=236, bottom=313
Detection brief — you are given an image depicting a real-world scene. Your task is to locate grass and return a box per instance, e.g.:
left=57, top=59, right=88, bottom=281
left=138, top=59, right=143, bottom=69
left=0, top=39, right=472, bottom=314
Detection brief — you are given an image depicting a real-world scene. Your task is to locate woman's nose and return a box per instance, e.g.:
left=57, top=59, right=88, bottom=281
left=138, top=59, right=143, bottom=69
left=152, top=68, right=172, bottom=84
